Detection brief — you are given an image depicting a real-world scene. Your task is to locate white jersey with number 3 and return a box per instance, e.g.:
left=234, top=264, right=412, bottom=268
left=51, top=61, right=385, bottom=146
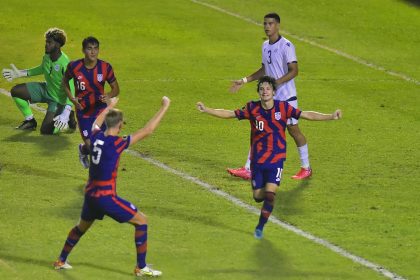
left=262, top=36, right=297, bottom=101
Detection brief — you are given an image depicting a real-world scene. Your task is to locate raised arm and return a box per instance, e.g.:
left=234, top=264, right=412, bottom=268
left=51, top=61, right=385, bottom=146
left=196, top=102, right=236, bottom=119
left=230, top=66, right=265, bottom=93
left=130, top=96, right=171, bottom=145
left=300, top=109, right=342, bottom=121
left=92, top=97, right=119, bottom=129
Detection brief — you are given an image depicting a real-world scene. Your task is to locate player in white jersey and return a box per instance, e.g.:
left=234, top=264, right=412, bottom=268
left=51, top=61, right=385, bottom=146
left=229, top=12, right=312, bottom=180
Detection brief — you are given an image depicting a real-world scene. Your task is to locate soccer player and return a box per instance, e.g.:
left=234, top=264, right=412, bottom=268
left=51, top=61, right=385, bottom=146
left=63, top=36, right=119, bottom=169
left=1, top=27, right=76, bottom=134
left=197, top=76, right=341, bottom=239
left=54, top=96, right=170, bottom=277
left=229, top=13, right=312, bottom=180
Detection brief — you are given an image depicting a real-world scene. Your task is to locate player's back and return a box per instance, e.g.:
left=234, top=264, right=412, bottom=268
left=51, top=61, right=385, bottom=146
left=85, top=130, right=130, bottom=197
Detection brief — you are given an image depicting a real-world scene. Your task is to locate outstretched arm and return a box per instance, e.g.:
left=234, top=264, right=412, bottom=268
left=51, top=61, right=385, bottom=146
left=196, top=102, right=236, bottom=119
left=130, top=96, right=171, bottom=145
left=230, top=66, right=265, bottom=93
left=92, top=97, right=120, bottom=129
left=300, top=109, right=342, bottom=121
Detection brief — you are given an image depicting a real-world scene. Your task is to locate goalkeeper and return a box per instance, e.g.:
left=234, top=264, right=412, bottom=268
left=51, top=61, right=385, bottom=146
left=2, top=27, right=76, bottom=134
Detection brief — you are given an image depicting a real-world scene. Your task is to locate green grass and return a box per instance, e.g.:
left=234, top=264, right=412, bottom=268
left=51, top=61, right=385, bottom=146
left=0, top=0, right=419, bottom=279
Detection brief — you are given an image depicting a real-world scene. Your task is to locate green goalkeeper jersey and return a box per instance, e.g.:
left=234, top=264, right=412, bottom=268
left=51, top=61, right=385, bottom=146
left=27, top=52, right=74, bottom=105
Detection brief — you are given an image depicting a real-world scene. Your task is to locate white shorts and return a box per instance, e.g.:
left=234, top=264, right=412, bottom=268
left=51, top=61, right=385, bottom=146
left=275, top=98, right=298, bottom=125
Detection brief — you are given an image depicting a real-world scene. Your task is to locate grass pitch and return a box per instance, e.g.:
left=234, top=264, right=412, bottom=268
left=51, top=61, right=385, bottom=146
left=0, top=0, right=419, bottom=279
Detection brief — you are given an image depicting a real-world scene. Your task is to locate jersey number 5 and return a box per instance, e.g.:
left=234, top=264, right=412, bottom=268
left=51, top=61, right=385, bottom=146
left=92, top=139, right=105, bottom=165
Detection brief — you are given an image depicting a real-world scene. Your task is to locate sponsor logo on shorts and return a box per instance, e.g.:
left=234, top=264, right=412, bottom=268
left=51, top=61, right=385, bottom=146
left=130, top=204, right=136, bottom=210
left=83, top=130, right=89, bottom=137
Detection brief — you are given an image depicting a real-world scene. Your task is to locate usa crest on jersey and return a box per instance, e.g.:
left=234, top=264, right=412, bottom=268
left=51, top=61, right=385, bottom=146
left=275, top=112, right=281, bottom=120
left=97, top=74, right=103, bottom=82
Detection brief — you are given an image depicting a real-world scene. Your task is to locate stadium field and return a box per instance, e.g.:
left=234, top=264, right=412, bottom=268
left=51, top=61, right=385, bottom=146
left=0, top=0, right=419, bottom=279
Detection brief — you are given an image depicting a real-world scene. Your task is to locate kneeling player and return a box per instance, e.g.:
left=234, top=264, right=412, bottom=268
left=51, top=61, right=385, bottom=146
left=197, top=76, right=342, bottom=239
left=54, top=96, right=170, bottom=277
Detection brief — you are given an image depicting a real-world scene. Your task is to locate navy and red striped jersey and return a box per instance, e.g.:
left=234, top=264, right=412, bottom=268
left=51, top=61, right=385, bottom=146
left=85, top=129, right=130, bottom=197
left=235, top=100, right=301, bottom=166
left=65, top=59, right=116, bottom=118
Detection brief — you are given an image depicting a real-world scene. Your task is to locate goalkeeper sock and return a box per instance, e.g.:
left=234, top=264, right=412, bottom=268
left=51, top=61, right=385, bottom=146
left=13, top=97, right=33, bottom=119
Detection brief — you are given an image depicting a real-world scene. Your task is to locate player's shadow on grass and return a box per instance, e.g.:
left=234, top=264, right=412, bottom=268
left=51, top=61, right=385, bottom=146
left=2, top=130, right=72, bottom=156
left=0, top=253, right=130, bottom=278
left=49, top=184, right=86, bottom=220
left=403, top=0, right=420, bottom=7
left=276, top=180, right=311, bottom=217
left=153, top=206, right=250, bottom=236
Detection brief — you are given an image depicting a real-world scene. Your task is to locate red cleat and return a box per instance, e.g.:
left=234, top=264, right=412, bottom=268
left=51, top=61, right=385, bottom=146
left=291, top=167, right=312, bottom=180
left=227, top=167, right=251, bottom=180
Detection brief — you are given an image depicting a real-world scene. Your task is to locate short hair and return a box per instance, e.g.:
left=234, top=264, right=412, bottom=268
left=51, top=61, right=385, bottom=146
left=45, top=27, right=67, bottom=47
left=257, top=76, right=277, bottom=92
left=264, top=13, right=280, bottom=23
left=105, top=109, right=123, bottom=129
left=82, top=36, right=100, bottom=49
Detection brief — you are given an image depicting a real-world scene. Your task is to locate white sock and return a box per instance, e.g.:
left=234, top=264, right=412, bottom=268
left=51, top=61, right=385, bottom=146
left=25, top=115, right=34, bottom=121
left=298, top=144, right=310, bottom=169
left=244, top=149, right=251, bottom=170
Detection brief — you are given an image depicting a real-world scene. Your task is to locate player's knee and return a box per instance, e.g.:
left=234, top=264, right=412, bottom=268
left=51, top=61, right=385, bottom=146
left=253, top=196, right=264, bottom=203
left=10, top=85, right=20, bottom=97
left=264, top=191, right=276, bottom=203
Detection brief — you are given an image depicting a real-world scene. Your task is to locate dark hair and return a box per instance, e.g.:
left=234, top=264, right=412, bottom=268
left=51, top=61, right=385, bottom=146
left=82, top=36, right=100, bottom=49
left=45, top=27, right=67, bottom=47
left=264, top=13, right=280, bottom=23
left=257, top=76, right=277, bottom=92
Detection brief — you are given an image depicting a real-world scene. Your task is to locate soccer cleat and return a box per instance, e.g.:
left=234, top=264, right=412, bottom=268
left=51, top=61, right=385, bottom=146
left=134, top=266, right=162, bottom=277
left=254, top=228, right=263, bottom=240
left=68, top=110, right=77, bottom=130
left=78, top=144, right=90, bottom=169
left=227, top=167, right=251, bottom=180
left=291, top=167, right=312, bottom=180
left=16, top=118, right=37, bottom=130
left=53, top=260, right=72, bottom=270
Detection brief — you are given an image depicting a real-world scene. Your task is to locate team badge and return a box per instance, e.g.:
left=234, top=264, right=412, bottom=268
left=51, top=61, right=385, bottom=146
left=97, top=74, right=103, bottom=82
left=275, top=112, right=281, bottom=120
left=54, top=64, right=60, bottom=71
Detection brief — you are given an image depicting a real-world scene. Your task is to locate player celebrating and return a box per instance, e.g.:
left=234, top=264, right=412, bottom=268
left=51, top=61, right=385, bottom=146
left=63, top=36, right=119, bottom=169
left=54, top=96, right=170, bottom=277
left=1, top=27, right=76, bottom=134
left=229, top=13, right=312, bottom=180
left=197, top=76, right=341, bottom=239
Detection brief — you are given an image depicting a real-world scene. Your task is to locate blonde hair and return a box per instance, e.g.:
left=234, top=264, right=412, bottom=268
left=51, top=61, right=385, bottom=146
left=105, top=109, right=124, bottom=129
left=45, top=27, right=67, bottom=47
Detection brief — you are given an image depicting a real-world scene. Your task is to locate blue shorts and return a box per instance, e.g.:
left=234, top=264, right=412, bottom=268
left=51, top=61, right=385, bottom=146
left=77, top=116, right=105, bottom=140
left=251, top=162, right=284, bottom=190
left=81, top=195, right=138, bottom=223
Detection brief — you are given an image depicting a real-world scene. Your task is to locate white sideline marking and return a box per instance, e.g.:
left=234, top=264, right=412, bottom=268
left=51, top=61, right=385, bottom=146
left=1, top=82, right=407, bottom=279
left=190, top=0, right=420, bottom=86
left=127, top=150, right=406, bottom=280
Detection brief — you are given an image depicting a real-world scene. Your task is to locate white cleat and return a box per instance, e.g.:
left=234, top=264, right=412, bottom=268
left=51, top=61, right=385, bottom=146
left=54, top=260, right=72, bottom=270
left=134, top=266, right=162, bottom=277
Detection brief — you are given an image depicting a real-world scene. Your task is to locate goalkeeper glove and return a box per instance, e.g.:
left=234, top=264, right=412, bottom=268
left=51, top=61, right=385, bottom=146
left=53, top=105, right=72, bottom=131
left=2, top=64, right=28, bottom=82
